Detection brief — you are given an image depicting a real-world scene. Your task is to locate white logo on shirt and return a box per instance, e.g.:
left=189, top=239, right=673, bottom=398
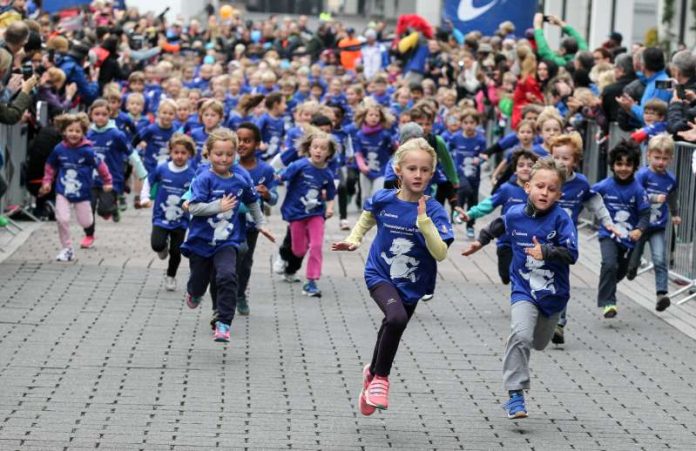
left=381, top=237, right=419, bottom=283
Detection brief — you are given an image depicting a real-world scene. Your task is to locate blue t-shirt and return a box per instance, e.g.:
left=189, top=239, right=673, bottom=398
left=635, top=166, right=677, bottom=231
left=448, top=131, right=486, bottom=183
left=353, top=128, right=394, bottom=179
left=282, top=126, right=305, bottom=166
left=504, top=203, right=578, bottom=316
left=489, top=181, right=527, bottom=248
left=149, top=161, right=195, bottom=230
left=504, top=143, right=548, bottom=163
left=497, top=132, right=543, bottom=151
left=226, top=111, right=253, bottom=131
left=280, top=158, right=336, bottom=222
left=364, top=189, right=453, bottom=304
left=557, top=172, right=594, bottom=225
left=136, top=123, right=176, bottom=173
left=591, top=176, right=651, bottom=248
left=46, top=142, right=102, bottom=202
left=181, top=166, right=259, bottom=257
left=243, top=160, right=277, bottom=226
left=87, top=126, right=131, bottom=194
left=255, top=113, right=286, bottom=159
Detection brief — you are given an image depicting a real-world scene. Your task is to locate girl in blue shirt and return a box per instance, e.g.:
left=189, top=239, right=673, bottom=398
left=181, top=128, right=275, bottom=343
left=279, top=129, right=337, bottom=298
left=39, top=113, right=113, bottom=262
left=353, top=99, right=396, bottom=200
left=332, top=138, right=453, bottom=415
left=463, top=158, right=578, bottom=419
left=189, top=99, right=224, bottom=167
left=591, top=141, right=651, bottom=319
left=141, top=134, right=196, bottom=293
left=626, top=134, right=680, bottom=312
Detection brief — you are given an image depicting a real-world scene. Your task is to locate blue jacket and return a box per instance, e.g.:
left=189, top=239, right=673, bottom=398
left=57, top=54, right=99, bottom=105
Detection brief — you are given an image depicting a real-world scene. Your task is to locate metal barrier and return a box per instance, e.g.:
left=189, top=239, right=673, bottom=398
left=0, top=122, right=30, bottom=235
left=581, top=120, right=603, bottom=185
left=667, top=142, right=696, bottom=304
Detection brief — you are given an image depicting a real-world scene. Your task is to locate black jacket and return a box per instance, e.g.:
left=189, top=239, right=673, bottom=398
left=666, top=76, right=696, bottom=137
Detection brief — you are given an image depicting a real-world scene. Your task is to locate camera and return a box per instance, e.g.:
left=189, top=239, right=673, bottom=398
left=655, top=79, right=673, bottom=90
left=542, top=15, right=551, bottom=23
left=21, top=62, right=45, bottom=80
left=677, top=85, right=686, bottom=100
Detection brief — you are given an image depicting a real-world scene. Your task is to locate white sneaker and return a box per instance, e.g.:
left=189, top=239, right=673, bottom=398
left=272, top=252, right=287, bottom=274
left=283, top=273, right=301, bottom=283
left=56, top=247, right=74, bottom=262
left=164, top=276, right=176, bottom=291
left=157, top=247, right=169, bottom=260
left=340, top=219, right=350, bottom=230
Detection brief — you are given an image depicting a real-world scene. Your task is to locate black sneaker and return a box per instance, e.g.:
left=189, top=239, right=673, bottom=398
left=626, top=266, right=638, bottom=281
left=551, top=325, right=565, bottom=344
left=656, top=295, right=671, bottom=312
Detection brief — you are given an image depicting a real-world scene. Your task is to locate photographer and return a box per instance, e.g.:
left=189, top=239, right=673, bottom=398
left=533, top=13, right=588, bottom=68
left=0, top=47, right=37, bottom=125
left=667, top=50, right=696, bottom=137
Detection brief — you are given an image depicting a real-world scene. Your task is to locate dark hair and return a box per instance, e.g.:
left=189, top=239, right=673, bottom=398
left=609, top=140, right=641, bottom=170
left=310, top=114, right=333, bottom=128
left=511, top=148, right=539, bottom=169
left=560, top=37, right=579, bottom=56
left=264, top=92, right=284, bottom=110
left=642, top=47, right=665, bottom=72
left=236, top=121, right=261, bottom=143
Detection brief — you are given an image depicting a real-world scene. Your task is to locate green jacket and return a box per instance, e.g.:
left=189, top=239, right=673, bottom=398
left=534, top=24, right=588, bottom=67
left=0, top=91, right=31, bottom=125
left=434, top=135, right=459, bottom=186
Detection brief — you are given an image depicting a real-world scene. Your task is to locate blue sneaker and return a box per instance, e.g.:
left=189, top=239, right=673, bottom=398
left=503, top=393, right=528, bottom=419
left=214, top=321, right=230, bottom=342
left=302, top=280, right=322, bottom=298
left=466, top=227, right=475, bottom=238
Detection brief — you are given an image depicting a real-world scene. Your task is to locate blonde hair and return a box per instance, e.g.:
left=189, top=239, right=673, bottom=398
left=535, top=108, right=564, bottom=131
left=158, top=99, right=178, bottom=115
left=203, top=128, right=238, bottom=159
left=296, top=127, right=337, bottom=162
left=392, top=137, right=437, bottom=173
left=169, top=133, right=196, bottom=157
left=353, top=98, right=395, bottom=128
left=550, top=132, right=584, bottom=162
left=647, top=133, right=675, bottom=156
left=46, top=67, right=66, bottom=87
left=530, top=157, right=567, bottom=185
left=198, top=98, right=224, bottom=117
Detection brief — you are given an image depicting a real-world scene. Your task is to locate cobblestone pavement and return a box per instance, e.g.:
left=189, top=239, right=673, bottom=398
left=2, top=195, right=696, bottom=450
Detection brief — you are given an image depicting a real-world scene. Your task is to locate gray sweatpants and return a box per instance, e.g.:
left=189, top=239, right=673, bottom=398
left=502, top=301, right=560, bottom=391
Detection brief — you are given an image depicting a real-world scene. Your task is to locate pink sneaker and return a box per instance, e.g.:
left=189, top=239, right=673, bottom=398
left=359, top=364, right=376, bottom=416
left=80, top=235, right=95, bottom=249
left=213, top=321, right=230, bottom=343
left=365, top=375, right=390, bottom=410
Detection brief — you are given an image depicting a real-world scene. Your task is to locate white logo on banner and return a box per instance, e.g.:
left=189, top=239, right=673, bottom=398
left=457, top=0, right=499, bottom=21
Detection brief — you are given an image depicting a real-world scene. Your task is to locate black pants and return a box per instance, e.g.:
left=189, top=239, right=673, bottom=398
left=457, top=178, right=479, bottom=227
left=187, top=246, right=238, bottom=325
left=84, top=187, right=117, bottom=236
left=279, top=226, right=304, bottom=275
left=597, top=237, right=632, bottom=307
left=497, top=245, right=513, bottom=285
left=435, top=181, right=457, bottom=213
left=236, top=228, right=259, bottom=299
left=369, top=283, right=418, bottom=377
left=337, top=167, right=359, bottom=220
left=151, top=226, right=186, bottom=277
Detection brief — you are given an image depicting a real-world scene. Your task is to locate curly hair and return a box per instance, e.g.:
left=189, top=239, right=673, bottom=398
left=609, top=139, right=641, bottom=171
left=55, top=112, right=90, bottom=134
left=296, top=127, right=338, bottom=162
left=202, top=128, right=238, bottom=160
left=353, top=98, right=395, bottom=129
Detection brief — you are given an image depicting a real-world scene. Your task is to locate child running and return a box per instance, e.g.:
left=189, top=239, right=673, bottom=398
left=353, top=99, right=396, bottom=199
left=462, top=158, right=578, bottom=419
left=39, top=113, right=113, bottom=261
left=626, top=134, right=680, bottom=312
left=279, top=128, right=337, bottom=297
left=181, top=128, right=275, bottom=342
left=332, top=137, right=453, bottom=415
left=592, top=140, right=651, bottom=318
left=142, top=133, right=196, bottom=291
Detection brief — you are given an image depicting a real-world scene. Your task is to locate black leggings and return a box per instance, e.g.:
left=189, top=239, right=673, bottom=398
left=337, top=167, right=358, bottom=220
left=497, top=245, right=512, bottom=285
left=279, top=226, right=304, bottom=275
left=435, top=181, right=457, bottom=213
left=151, top=226, right=186, bottom=277
left=84, top=187, right=118, bottom=236
left=369, top=283, right=418, bottom=377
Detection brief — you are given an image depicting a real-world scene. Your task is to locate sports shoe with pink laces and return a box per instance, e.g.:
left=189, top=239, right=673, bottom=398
left=365, top=375, right=390, bottom=410
left=80, top=235, right=95, bottom=249
left=358, top=364, right=376, bottom=416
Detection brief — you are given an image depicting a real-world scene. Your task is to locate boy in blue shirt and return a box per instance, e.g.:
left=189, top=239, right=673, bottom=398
left=626, top=134, right=680, bottom=311
left=255, top=92, right=287, bottom=160
left=463, top=158, right=578, bottom=419
left=591, top=141, right=651, bottom=318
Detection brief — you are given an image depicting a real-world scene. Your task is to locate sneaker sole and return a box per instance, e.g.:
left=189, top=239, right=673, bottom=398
left=656, top=298, right=671, bottom=312
left=186, top=300, right=202, bottom=309
left=508, top=411, right=528, bottom=419
left=364, top=398, right=387, bottom=410
left=551, top=334, right=564, bottom=345
left=603, top=310, right=617, bottom=318
left=214, top=336, right=229, bottom=343
left=303, top=291, right=322, bottom=298
left=359, top=390, right=376, bottom=416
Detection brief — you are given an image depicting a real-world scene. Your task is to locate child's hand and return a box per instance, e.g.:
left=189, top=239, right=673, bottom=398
left=629, top=229, right=643, bottom=242
left=103, top=184, right=113, bottom=193
left=331, top=241, right=358, bottom=252
left=258, top=227, right=276, bottom=243
left=605, top=223, right=623, bottom=238
left=325, top=207, right=334, bottom=219
left=454, top=206, right=469, bottom=222
left=38, top=183, right=51, bottom=197
left=417, top=196, right=427, bottom=216
left=219, top=194, right=237, bottom=212
left=525, top=236, right=544, bottom=260
left=182, top=201, right=190, bottom=212
left=256, top=184, right=270, bottom=200
left=655, top=194, right=667, bottom=203
left=140, top=199, right=152, bottom=208
left=673, top=216, right=682, bottom=225
left=461, top=241, right=482, bottom=256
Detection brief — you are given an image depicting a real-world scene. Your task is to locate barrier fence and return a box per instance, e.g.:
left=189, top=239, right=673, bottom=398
left=579, top=121, right=696, bottom=304
left=0, top=122, right=30, bottom=236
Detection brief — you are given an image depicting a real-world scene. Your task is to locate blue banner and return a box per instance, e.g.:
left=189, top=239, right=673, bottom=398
left=43, top=0, right=126, bottom=13
left=443, top=0, right=537, bottom=37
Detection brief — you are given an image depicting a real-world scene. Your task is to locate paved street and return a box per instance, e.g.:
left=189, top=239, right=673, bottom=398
left=2, top=196, right=696, bottom=450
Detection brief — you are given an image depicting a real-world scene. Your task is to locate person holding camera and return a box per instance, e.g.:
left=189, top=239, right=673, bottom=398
left=666, top=50, right=696, bottom=137
left=533, top=13, right=588, bottom=69
left=0, top=47, right=37, bottom=125
left=615, top=47, right=671, bottom=126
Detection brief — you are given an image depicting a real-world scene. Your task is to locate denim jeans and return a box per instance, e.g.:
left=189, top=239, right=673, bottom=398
left=597, top=238, right=632, bottom=307
left=628, top=229, right=668, bottom=294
